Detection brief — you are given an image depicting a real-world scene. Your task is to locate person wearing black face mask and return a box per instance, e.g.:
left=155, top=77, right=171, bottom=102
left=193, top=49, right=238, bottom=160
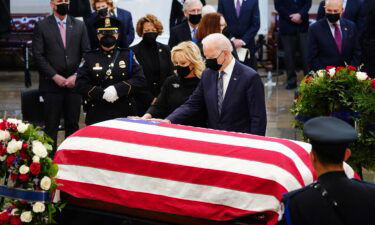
left=32, top=0, right=90, bottom=151
left=165, top=33, right=267, bottom=136
left=132, top=15, right=174, bottom=116
left=140, top=41, right=207, bottom=128
left=307, top=0, right=361, bottom=71
left=75, top=17, right=147, bottom=125
left=169, top=0, right=203, bottom=49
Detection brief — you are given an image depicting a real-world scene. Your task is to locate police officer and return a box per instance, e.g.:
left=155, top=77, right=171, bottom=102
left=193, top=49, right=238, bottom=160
left=278, top=117, right=375, bottom=225
left=76, top=17, right=146, bottom=125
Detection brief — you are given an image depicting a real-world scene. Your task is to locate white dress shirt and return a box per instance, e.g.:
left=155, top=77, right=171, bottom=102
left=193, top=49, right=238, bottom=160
left=221, top=57, right=236, bottom=97
left=54, top=15, right=67, bottom=29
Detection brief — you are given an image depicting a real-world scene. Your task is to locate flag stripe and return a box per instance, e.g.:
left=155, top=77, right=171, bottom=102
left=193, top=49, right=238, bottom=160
left=57, top=165, right=281, bottom=214
left=55, top=150, right=289, bottom=198
left=71, top=126, right=306, bottom=186
left=58, top=136, right=302, bottom=191
left=93, top=119, right=314, bottom=184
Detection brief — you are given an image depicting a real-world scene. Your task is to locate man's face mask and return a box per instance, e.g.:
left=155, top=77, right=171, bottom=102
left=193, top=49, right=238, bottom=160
left=189, top=14, right=202, bottom=25
left=56, top=3, right=69, bottom=16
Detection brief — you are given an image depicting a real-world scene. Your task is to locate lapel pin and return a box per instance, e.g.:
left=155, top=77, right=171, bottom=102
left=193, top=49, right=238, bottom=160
left=345, top=28, right=348, bottom=31
left=234, top=77, right=237, bottom=81
left=159, top=49, right=162, bottom=52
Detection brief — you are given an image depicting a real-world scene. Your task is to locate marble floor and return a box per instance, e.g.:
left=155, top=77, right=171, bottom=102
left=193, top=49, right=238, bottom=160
left=1, top=70, right=374, bottom=181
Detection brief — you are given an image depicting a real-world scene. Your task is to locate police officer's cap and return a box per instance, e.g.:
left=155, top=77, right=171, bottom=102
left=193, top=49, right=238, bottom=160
left=303, top=116, right=358, bottom=146
left=94, top=17, right=121, bottom=35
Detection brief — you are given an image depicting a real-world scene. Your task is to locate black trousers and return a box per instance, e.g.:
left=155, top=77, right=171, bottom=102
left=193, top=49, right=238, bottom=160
left=43, top=90, right=81, bottom=150
left=280, top=33, right=309, bottom=85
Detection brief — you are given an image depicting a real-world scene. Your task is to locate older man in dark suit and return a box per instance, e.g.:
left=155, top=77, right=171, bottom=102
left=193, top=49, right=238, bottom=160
left=168, top=0, right=203, bottom=49
left=275, top=0, right=311, bottom=89
left=308, top=0, right=361, bottom=71
left=166, top=33, right=267, bottom=136
left=218, top=0, right=260, bottom=69
left=317, top=0, right=365, bottom=33
left=33, top=0, right=90, bottom=148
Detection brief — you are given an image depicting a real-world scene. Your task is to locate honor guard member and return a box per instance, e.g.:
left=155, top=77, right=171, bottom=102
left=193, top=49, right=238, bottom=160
left=76, top=17, right=146, bottom=125
left=278, top=117, right=375, bottom=225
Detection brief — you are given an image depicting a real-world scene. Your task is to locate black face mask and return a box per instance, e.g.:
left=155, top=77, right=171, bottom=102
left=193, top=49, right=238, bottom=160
left=176, top=65, right=192, bottom=78
left=143, top=32, right=158, bottom=45
left=326, top=13, right=340, bottom=23
left=205, top=52, right=223, bottom=71
left=56, top=3, right=69, bottom=16
left=100, top=35, right=117, bottom=48
left=189, top=14, right=202, bottom=25
left=97, top=8, right=108, bottom=17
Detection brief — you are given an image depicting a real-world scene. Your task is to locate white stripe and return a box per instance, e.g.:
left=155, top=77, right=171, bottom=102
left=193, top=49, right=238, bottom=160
left=58, top=164, right=281, bottom=213
left=343, top=163, right=355, bottom=178
left=58, top=136, right=302, bottom=192
left=90, top=119, right=314, bottom=185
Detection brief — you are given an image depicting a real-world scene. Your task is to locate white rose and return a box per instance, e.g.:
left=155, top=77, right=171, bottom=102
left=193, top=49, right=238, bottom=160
left=40, top=176, right=51, bottom=191
left=356, top=72, right=368, bottom=81
left=11, top=208, right=18, bottom=215
left=32, top=156, right=40, bottom=163
left=316, top=70, right=326, bottom=78
left=32, top=141, right=48, bottom=158
left=0, top=130, right=10, bottom=141
left=19, top=165, right=30, bottom=174
left=32, top=202, right=45, bottom=213
left=20, top=211, right=32, bottom=223
left=328, top=68, right=336, bottom=77
left=17, top=122, right=29, bottom=133
left=7, top=118, right=20, bottom=125
left=6, top=139, right=23, bottom=154
left=0, top=156, right=6, bottom=161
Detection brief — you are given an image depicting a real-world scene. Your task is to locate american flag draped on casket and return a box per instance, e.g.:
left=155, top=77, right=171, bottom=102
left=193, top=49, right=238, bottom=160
left=54, top=118, right=357, bottom=225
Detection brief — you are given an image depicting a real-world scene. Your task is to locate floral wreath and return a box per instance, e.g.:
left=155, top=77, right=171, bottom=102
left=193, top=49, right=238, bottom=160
left=0, top=118, right=64, bottom=225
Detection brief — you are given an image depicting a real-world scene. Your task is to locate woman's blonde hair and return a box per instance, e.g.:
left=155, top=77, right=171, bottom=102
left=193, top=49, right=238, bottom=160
left=171, top=41, right=205, bottom=78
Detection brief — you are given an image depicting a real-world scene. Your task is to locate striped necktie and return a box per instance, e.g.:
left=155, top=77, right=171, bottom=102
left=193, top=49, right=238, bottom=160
left=217, top=71, right=225, bottom=115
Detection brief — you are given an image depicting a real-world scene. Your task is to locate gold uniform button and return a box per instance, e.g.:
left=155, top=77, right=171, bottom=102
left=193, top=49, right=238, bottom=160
left=108, top=55, right=111, bottom=58
left=122, top=73, right=125, bottom=76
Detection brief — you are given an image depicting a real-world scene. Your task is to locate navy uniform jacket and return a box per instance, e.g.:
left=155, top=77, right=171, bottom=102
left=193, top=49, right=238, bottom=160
left=317, top=0, right=365, bottom=34
left=274, top=0, right=312, bottom=35
left=218, top=0, right=260, bottom=53
left=86, top=8, right=135, bottom=49
left=76, top=48, right=146, bottom=125
left=308, top=18, right=361, bottom=71
left=166, top=60, right=267, bottom=136
left=278, top=171, right=375, bottom=225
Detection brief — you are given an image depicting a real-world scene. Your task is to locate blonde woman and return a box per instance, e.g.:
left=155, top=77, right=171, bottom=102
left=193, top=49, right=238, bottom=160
left=142, top=41, right=207, bottom=127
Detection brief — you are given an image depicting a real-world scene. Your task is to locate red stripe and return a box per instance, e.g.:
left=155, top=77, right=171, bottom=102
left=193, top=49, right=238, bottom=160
left=57, top=179, right=278, bottom=222
left=159, top=123, right=315, bottom=179
left=55, top=150, right=289, bottom=199
left=70, top=126, right=306, bottom=186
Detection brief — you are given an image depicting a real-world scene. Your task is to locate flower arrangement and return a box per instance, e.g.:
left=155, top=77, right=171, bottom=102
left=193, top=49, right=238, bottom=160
left=0, top=118, right=64, bottom=224
left=292, top=66, right=375, bottom=171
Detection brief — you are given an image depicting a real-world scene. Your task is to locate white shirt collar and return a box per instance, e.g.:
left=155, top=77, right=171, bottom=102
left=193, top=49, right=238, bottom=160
left=54, top=15, right=67, bottom=25
left=223, top=57, right=235, bottom=76
left=221, top=57, right=235, bottom=97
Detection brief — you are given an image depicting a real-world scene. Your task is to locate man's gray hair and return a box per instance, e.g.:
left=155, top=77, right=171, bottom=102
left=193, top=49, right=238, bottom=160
left=183, top=0, right=203, bottom=12
left=202, top=33, right=233, bottom=52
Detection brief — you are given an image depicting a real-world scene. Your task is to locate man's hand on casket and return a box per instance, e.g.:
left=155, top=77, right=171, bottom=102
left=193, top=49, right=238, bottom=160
left=103, top=86, right=119, bottom=103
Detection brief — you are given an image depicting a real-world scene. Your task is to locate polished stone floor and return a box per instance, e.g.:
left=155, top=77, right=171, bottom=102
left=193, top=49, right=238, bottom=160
left=1, top=70, right=374, bottom=181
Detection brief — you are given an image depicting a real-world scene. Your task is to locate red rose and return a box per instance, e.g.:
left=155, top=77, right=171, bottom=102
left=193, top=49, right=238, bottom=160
left=6, top=155, right=16, bottom=167
left=18, top=173, right=29, bottom=183
left=19, top=152, right=30, bottom=161
left=30, top=162, right=41, bottom=175
left=10, top=173, right=17, bottom=182
left=326, top=66, right=335, bottom=71
left=347, top=66, right=357, bottom=71
left=371, top=80, right=375, bottom=89
left=304, top=76, right=314, bottom=84
left=9, top=216, right=21, bottom=225
left=21, top=143, right=28, bottom=151
left=0, top=212, right=10, bottom=224
left=0, top=145, right=6, bottom=156
left=0, top=121, right=5, bottom=130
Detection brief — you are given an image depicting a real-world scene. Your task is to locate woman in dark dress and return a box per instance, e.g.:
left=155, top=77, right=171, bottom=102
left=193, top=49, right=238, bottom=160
left=132, top=14, right=174, bottom=115
left=142, top=41, right=206, bottom=127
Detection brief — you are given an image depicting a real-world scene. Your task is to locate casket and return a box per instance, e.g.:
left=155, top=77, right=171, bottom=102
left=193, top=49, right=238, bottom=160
left=54, top=118, right=356, bottom=225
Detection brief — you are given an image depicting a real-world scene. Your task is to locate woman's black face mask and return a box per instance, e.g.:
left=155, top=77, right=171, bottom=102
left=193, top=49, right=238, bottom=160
left=100, top=35, right=117, bottom=48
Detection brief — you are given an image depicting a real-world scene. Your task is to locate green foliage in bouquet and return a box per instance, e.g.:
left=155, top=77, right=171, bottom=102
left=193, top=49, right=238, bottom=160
left=0, top=118, right=65, bottom=224
left=292, top=66, right=375, bottom=170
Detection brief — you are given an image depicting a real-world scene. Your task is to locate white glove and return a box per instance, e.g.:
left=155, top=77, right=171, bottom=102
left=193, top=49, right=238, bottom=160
left=103, top=85, right=119, bottom=103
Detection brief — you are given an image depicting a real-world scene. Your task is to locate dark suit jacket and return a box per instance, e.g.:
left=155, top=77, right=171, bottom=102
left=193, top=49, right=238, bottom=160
left=68, top=0, right=91, bottom=19
left=168, top=20, right=192, bottom=49
left=218, top=0, right=260, bottom=52
left=308, top=18, right=361, bottom=71
left=167, top=60, right=267, bottom=136
left=86, top=8, right=135, bottom=49
left=32, top=15, right=90, bottom=93
left=274, top=0, right=311, bottom=35
left=132, top=41, right=174, bottom=115
left=169, top=0, right=206, bottom=29
left=317, top=0, right=365, bottom=33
